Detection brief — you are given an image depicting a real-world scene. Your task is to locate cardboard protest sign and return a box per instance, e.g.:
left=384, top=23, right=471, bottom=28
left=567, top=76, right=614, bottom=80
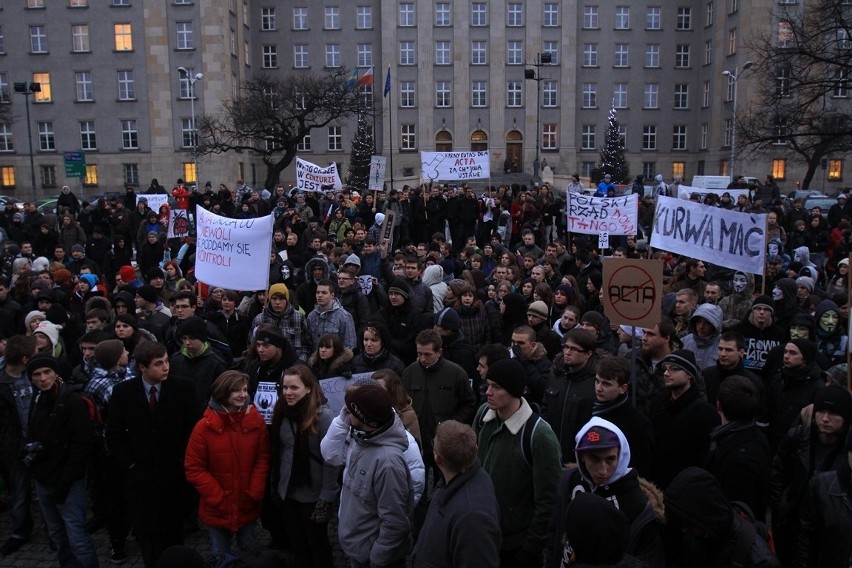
left=420, top=151, right=490, bottom=181
left=167, top=209, right=190, bottom=239
left=138, top=194, right=169, bottom=213
left=602, top=258, right=663, bottom=329
left=194, top=205, right=273, bottom=290
left=369, top=156, right=387, bottom=191
left=295, top=158, right=343, bottom=193
left=567, top=193, right=638, bottom=235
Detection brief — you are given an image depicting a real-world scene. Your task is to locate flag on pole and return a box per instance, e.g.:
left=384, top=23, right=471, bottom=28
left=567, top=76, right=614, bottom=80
left=383, top=66, right=391, bottom=98
left=345, top=68, right=359, bottom=89
left=357, top=66, right=374, bottom=87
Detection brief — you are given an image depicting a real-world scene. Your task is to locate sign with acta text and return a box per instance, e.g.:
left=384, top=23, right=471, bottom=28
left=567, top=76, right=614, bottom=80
left=420, top=151, right=491, bottom=181
left=651, top=196, right=766, bottom=274
left=320, top=372, right=374, bottom=415
left=295, top=157, right=343, bottom=193
left=194, top=205, right=273, bottom=291
left=567, top=193, right=639, bottom=235
left=602, top=258, right=663, bottom=329
left=368, top=156, right=387, bottom=191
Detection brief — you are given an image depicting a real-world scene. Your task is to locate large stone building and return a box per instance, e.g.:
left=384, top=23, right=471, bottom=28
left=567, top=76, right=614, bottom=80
left=0, top=0, right=847, bottom=198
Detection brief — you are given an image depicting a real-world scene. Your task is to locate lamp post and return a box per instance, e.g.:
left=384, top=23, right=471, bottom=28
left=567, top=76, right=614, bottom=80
left=177, top=67, right=203, bottom=185
left=722, top=60, right=752, bottom=178
left=525, top=52, right=552, bottom=181
left=13, top=82, right=40, bottom=197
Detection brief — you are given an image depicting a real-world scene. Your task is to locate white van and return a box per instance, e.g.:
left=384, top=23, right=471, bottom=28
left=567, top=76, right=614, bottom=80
left=691, top=175, right=731, bottom=189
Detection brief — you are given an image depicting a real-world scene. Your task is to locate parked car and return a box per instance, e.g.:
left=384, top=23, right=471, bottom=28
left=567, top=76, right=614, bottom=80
left=0, top=196, right=24, bottom=211
left=802, top=196, right=836, bottom=218
left=787, top=189, right=827, bottom=200
left=36, top=196, right=59, bottom=214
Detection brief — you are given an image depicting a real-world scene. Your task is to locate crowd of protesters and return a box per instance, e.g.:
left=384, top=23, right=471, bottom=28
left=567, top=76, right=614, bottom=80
left=0, top=173, right=850, bottom=568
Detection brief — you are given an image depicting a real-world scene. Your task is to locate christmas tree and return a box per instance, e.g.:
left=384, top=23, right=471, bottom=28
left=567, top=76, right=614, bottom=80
left=346, top=113, right=374, bottom=193
left=599, top=103, right=630, bottom=183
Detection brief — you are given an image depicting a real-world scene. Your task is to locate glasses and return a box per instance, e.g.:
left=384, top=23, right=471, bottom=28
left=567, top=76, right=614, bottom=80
left=662, top=365, right=685, bottom=373
left=562, top=344, right=587, bottom=353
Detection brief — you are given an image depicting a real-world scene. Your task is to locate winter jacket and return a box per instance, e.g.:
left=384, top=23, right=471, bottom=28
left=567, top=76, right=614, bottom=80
left=541, top=354, right=597, bottom=458
left=592, top=394, right=655, bottom=478
left=422, top=265, right=448, bottom=313
left=306, top=299, right=356, bottom=350
left=797, top=462, right=852, bottom=568
left=169, top=344, right=227, bottom=411
left=337, top=281, right=372, bottom=336
left=767, top=362, right=824, bottom=449
left=295, top=257, right=330, bottom=314
left=251, top=302, right=311, bottom=362
left=0, top=370, right=33, bottom=470
left=351, top=348, right=406, bottom=376
left=680, top=303, right=723, bottom=370
left=457, top=303, right=492, bottom=351
left=730, top=316, right=787, bottom=375
left=308, top=348, right=353, bottom=380
left=813, top=299, right=848, bottom=366
left=514, top=342, right=552, bottom=405
left=184, top=403, right=269, bottom=532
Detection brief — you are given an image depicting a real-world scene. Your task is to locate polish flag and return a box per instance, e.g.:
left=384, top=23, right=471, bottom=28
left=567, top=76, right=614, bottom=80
left=357, top=66, right=374, bottom=87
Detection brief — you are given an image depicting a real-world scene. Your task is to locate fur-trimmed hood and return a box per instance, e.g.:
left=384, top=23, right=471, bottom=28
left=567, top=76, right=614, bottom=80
left=308, top=347, right=354, bottom=374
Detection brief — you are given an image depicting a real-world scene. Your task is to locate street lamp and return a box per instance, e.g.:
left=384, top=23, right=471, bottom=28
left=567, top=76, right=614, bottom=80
left=722, top=60, right=752, bottom=177
left=13, top=81, right=40, bottom=197
left=177, top=67, right=203, bottom=185
left=525, top=52, right=552, bottom=181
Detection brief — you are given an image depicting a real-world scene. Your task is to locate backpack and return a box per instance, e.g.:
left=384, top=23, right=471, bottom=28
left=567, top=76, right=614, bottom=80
left=730, top=501, right=779, bottom=568
left=474, top=402, right=541, bottom=466
left=59, top=386, right=105, bottom=448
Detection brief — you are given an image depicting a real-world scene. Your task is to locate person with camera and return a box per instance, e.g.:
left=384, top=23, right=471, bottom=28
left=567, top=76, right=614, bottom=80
left=25, top=353, right=98, bottom=568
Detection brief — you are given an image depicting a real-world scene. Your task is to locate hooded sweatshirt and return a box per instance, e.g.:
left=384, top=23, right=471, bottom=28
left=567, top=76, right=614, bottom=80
left=718, top=271, right=755, bottom=329
left=680, top=303, right=723, bottom=370
left=421, top=264, right=448, bottom=313
left=813, top=299, right=848, bottom=365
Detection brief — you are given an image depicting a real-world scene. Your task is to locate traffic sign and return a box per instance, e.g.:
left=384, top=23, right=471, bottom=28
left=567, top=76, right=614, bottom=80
left=63, top=151, right=86, bottom=178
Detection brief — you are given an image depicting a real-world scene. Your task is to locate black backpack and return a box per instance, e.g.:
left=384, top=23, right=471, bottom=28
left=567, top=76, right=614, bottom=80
left=730, top=501, right=779, bottom=568
left=474, top=402, right=541, bottom=466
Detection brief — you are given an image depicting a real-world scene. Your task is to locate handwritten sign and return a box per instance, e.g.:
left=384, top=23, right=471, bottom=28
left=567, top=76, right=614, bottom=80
left=296, top=157, right=343, bottom=193
left=194, top=205, right=273, bottom=290
left=138, top=194, right=169, bottom=213
left=167, top=209, right=190, bottom=239
left=602, top=258, right=663, bottom=329
left=420, top=151, right=490, bottom=181
left=567, top=193, right=638, bottom=235
left=651, top=196, right=766, bottom=274
left=369, top=156, right=387, bottom=191
left=319, top=372, right=374, bottom=415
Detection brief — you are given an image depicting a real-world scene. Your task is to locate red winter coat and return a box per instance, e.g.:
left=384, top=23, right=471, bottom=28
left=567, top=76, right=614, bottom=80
left=184, top=404, right=270, bottom=531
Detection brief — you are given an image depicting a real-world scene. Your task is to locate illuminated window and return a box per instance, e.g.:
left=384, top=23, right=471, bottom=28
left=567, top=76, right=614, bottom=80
left=0, top=166, right=15, bottom=188
left=672, top=162, right=685, bottom=178
left=772, top=159, right=786, bottom=180
left=182, top=163, right=196, bottom=184
left=33, top=73, right=51, bottom=102
left=84, top=164, right=98, bottom=186
left=828, top=159, right=843, bottom=181
left=114, top=23, right=132, bottom=51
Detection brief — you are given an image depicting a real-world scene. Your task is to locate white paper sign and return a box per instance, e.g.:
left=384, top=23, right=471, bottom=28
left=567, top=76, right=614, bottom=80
left=598, top=232, right=609, bottom=249
left=567, top=193, right=639, bottom=236
left=194, top=205, right=274, bottom=290
left=368, top=156, right=387, bottom=191
left=167, top=209, right=190, bottom=239
left=254, top=381, right=278, bottom=425
left=420, top=151, right=491, bottom=181
left=138, top=194, right=169, bottom=213
left=651, top=196, right=766, bottom=274
left=319, top=372, right=375, bottom=415
left=295, top=158, right=343, bottom=193
left=677, top=185, right=750, bottom=202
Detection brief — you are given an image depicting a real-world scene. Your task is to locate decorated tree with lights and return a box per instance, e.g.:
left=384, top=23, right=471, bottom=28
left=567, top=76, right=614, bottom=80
left=599, top=104, right=630, bottom=183
left=345, top=113, right=373, bottom=193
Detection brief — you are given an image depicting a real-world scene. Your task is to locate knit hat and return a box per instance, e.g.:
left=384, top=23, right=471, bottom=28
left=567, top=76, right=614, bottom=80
left=26, top=354, right=60, bottom=378
left=45, top=304, right=69, bottom=325
left=434, top=307, right=461, bottom=331
left=71, top=244, right=85, bottom=254
left=751, top=295, right=774, bottom=314
left=789, top=338, right=817, bottom=364
left=374, top=212, right=385, bottom=226
left=795, top=276, right=815, bottom=293
left=253, top=327, right=287, bottom=349
left=118, top=265, right=136, bottom=283
left=388, top=278, right=410, bottom=299
left=33, top=321, right=60, bottom=348
left=178, top=317, right=208, bottom=342
left=30, top=279, right=50, bottom=294
left=813, top=386, right=852, bottom=423
left=31, top=257, right=50, bottom=273
left=576, top=424, right=622, bottom=453
left=115, top=312, right=139, bottom=329
left=823, top=363, right=849, bottom=387
left=24, top=310, right=46, bottom=330
left=485, top=358, right=526, bottom=399
left=555, top=284, right=575, bottom=302
left=344, top=384, right=394, bottom=429
left=660, top=349, right=701, bottom=382
left=839, top=258, right=850, bottom=267
left=147, top=267, right=165, bottom=281
left=580, top=311, right=606, bottom=332
left=136, top=285, right=159, bottom=304
left=527, top=301, right=549, bottom=320
left=267, top=282, right=289, bottom=300
left=95, top=339, right=125, bottom=370
left=766, top=254, right=783, bottom=264
left=79, top=274, right=98, bottom=289
left=343, top=253, right=361, bottom=269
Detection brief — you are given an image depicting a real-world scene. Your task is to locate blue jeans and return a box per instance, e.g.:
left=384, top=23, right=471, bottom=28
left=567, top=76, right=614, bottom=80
left=206, top=523, right=256, bottom=556
left=7, top=458, right=33, bottom=540
left=34, top=479, right=99, bottom=568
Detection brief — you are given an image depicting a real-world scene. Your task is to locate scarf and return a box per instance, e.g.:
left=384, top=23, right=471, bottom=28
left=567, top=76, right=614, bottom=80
left=280, top=396, right=312, bottom=490
left=360, top=347, right=387, bottom=365
left=592, top=392, right=629, bottom=416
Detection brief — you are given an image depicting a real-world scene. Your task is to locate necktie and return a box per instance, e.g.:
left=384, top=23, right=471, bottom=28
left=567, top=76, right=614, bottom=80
left=149, top=385, right=158, bottom=412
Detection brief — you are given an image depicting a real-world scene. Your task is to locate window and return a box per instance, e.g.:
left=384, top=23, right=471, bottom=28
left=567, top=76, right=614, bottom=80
left=123, top=163, right=138, bottom=186
left=674, top=84, right=688, bottom=109
left=181, top=118, right=195, bottom=147
left=173, top=0, right=189, bottom=5
left=613, top=84, right=628, bottom=108
left=582, top=83, right=597, bottom=108
left=618, top=125, right=628, bottom=148
left=0, top=27, right=4, bottom=55
left=776, top=66, right=791, bottom=97
left=71, top=24, right=90, bottom=52
left=324, top=44, right=339, bottom=68
left=84, top=164, right=98, bottom=186
left=400, top=41, right=415, bottom=65
left=642, top=126, right=657, bottom=150
left=0, top=124, right=13, bottom=152
left=581, top=125, right=596, bottom=150
left=80, top=120, right=97, bottom=150
left=435, top=41, right=451, bottom=65
left=297, top=133, right=311, bottom=152
left=32, top=72, right=51, bottom=102
left=676, top=7, right=692, bottom=30
left=542, top=80, right=557, bottom=107
left=724, top=119, right=734, bottom=146
left=728, top=28, right=737, bottom=54
left=772, top=117, right=788, bottom=144
left=777, top=21, right=793, bottom=48
left=833, top=69, right=849, bottom=97
left=542, top=124, right=557, bottom=149
left=702, top=81, right=711, bottom=107
left=114, top=23, right=132, bottom=50
left=471, top=2, right=487, bottom=26
left=615, top=6, right=630, bottom=29
left=40, top=164, right=56, bottom=187
left=672, top=162, right=685, bottom=178
left=230, top=29, right=236, bottom=55
left=436, top=81, right=451, bottom=107
left=262, top=44, right=278, bottom=68
left=471, top=41, right=487, bottom=65
left=645, top=44, right=660, bottom=67
left=0, top=74, right=7, bottom=104
left=543, top=42, right=559, bottom=64
left=400, top=81, right=415, bottom=107
left=726, top=74, right=735, bottom=101
left=357, top=44, right=372, bottom=67
left=507, top=81, right=522, bottom=107
left=117, top=70, right=135, bottom=100
left=75, top=71, right=93, bottom=102
left=704, top=40, right=712, bottom=65
left=672, top=125, right=687, bottom=150
left=583, top=44, right=598, bottom=67
left=543, top=3, right=559, bottom=26
left=69, top=0, right=88, bottom=5
left=357, top=6, right=372, bottom=29
left=1, top=167, right=15, bottom=188
left=325, top=7, right=340, bottom=30
left=261, top=7, right=276, bottom=30
left=701, top=124, right=708, bottom=149
left=399, top=3, right=415, bottom=26
left=675, top=45, right=690, bottom=68
left=507, top=41, right=523, bottom=65
left=614, top=44, right=629, bottom=67
left=472, top=81, right=487, bottom=107
left=30, top=26, right=48, bottom=53
left=644, top=84, right=659, bottom=108
left=582, top=162, right=595, bottom=177
left=401, top=124, right=416, bottom=150
left=583, top=6, right=598, bottom=29
left=772, top=159, right=785, bottom=181
left=646, top=7, right=660, bottom=29
left=706, top=1, right=714, bottom=26
left=729, top=0, right=738, bottom=14
left=27, top=0, right=45, bottom=6
left=294, top=45, right=309, bottom=68
left=507, top=3, right=524, bottom=26
left=121, top=119, right=138, bottom=149
left=176, top=22, right=193, bottom=49
left=293, top=7, right=308, bottom=30
left=435, top=3, right=451, bottom=26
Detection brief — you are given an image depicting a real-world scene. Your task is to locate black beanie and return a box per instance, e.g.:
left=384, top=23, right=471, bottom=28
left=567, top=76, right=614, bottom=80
left=486, top=358, right=526, bottom=399
left=115, top=313, right=139, bottom=329
left=388, top=278, right=410, bottom=300
left=345, top=384, right=394, bottom=429
left=178, top=317, right=208, bottom=342
left=136, top=285, right=159, bottom=304
left=789, top=338, right=817, bottom=364
left=26, top=354, right=61, bottom=378
left=813, top=386, right=852, bottom=424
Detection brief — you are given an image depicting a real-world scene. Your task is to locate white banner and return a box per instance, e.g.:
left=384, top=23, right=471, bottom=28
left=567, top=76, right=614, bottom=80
left=651, top=196, right=766, bottom=274
left=319, top=372, right=374, bottom=415
left=368, top=156, right=387, bottom=191
left=295, top=158, right=343, bottom=193
left=567, top=193, right=639, bottom=236
left=167, top=209, right=190, bottom=239
left=677, top=185, right=750, bottom=202
left=194, top=205, right=274, bottom=290
left=138, top=194, right=169, bottom=213
left=420, top=151, right=490, bottom=181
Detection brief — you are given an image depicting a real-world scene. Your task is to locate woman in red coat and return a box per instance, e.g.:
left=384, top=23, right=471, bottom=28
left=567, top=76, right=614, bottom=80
left=184, top=370, right=270, bottom=559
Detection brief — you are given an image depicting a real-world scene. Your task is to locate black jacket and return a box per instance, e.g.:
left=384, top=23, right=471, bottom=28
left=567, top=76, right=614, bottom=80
left=542, top=354, right=597, bottom=458
left=767, top=363, right=824, bottom=450
left=797, top=461, right=852, bottom=568
left=593, top=396, right=654, bottom=478
left=351, top=349, right=406, bottom=376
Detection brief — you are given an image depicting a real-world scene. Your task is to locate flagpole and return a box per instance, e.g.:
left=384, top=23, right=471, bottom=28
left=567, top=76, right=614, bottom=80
left=384, top=66, right=394, bottom=193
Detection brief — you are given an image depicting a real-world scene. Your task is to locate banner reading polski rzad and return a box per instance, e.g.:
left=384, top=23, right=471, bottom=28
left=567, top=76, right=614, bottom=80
left=567, top=193, right=639, bottom=236
left=651, top=196, right=766, bottom=274
left=295, top=157, right=343, bottom=193
left=194, top=205, right=273, bottom=290
left=420, top=151, right=490, bottom=181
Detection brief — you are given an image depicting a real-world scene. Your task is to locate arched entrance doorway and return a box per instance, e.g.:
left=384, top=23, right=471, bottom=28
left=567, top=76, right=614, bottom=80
left=506, top=130, right=523, bottom=173
left=436, top=130, right=453, bottom=151
left=471, top=129, right=488, bottom=151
